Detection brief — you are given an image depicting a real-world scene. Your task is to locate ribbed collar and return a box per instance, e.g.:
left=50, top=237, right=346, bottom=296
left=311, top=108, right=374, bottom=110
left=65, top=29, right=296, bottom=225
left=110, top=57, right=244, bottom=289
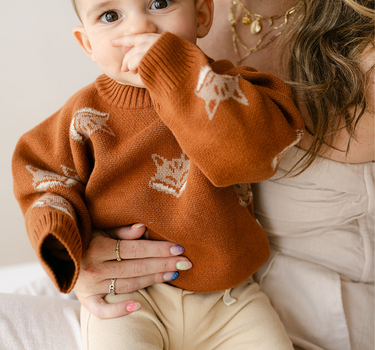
left=95, top=74, right=153, bottom=109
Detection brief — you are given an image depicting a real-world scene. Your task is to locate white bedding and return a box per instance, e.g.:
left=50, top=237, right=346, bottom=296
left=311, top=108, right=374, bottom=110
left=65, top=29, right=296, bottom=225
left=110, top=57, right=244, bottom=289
left=0, top=262, right=49, bottom=294
left=0, top=262, right=82, bottom=350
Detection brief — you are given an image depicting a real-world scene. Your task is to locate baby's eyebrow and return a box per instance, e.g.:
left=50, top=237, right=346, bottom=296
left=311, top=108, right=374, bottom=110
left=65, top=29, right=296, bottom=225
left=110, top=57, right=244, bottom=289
left=86, top=0, right=117, bottom=18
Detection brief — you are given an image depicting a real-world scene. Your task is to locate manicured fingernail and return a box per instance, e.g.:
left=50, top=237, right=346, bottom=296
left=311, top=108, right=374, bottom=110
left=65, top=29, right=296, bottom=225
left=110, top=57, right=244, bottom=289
left=163, top=271, right=179, bottom=281
left=131, top=223, right=145, bottom=229
left=176, top=261, right=192, bottom=270
left=126, top=302, right=141, bottom=312
left=170, top=245, right=185, bottom=255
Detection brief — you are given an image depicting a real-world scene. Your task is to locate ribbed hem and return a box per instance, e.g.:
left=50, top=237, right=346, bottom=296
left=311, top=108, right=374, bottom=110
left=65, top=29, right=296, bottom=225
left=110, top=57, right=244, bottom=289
left=139, top=32, right=207, bottom=98
left=26, top=208, right=82, bottom=293
left=95, top=75, right=153, bottom=109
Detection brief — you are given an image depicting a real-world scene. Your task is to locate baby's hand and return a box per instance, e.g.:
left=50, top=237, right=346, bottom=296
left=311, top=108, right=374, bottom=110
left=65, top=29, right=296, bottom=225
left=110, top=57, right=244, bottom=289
left=112, top=33, right=160, bottom=75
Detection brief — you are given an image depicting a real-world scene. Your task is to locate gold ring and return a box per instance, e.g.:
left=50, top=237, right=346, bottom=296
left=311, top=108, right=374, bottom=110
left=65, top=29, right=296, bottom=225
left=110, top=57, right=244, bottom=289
left=116, top=240, right=122, bottom=261
left=109, top=278, right=116, bottom=296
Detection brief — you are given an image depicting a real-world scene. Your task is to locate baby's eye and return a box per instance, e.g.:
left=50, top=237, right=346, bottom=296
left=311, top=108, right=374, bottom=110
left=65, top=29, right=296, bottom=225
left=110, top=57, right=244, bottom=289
left=100, top=11, right=121, bottom=23
left=150, top=0, right=173, bottom=10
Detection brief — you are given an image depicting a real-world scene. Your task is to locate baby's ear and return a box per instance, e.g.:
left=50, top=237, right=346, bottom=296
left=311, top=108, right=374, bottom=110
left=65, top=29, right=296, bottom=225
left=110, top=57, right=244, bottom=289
left=196, top=0, right=214, bottom=39
left=72, top=26, right=97, bottom=63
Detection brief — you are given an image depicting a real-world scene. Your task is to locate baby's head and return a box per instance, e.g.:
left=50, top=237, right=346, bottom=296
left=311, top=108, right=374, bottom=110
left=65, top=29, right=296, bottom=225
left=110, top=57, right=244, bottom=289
left=72, top=0, right=214, bottom=86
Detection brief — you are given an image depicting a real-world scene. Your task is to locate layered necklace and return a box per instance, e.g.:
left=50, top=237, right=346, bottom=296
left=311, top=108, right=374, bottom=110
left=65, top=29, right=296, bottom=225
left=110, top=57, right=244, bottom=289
left=229, top=0, right=303, bottom=65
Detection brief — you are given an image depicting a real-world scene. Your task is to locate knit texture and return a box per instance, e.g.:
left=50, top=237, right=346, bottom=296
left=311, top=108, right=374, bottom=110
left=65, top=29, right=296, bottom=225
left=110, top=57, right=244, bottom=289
left=12, top=32, right=304, bottom=293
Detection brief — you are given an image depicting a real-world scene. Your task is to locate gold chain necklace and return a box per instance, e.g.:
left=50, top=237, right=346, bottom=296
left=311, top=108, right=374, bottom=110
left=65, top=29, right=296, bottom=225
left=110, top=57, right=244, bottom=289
left=229, top=0, right=303, bottom=65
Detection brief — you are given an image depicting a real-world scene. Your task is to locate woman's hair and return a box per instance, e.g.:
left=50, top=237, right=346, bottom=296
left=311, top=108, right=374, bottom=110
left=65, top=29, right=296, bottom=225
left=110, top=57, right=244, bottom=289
left=284, top=0, right=374, bottom=173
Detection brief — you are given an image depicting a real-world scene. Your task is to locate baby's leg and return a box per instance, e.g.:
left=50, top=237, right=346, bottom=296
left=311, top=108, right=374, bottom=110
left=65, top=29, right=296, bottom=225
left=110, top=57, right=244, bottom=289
left=80, top=290, right=168, bottom=350
left=184, top=278, right=293, bottom=350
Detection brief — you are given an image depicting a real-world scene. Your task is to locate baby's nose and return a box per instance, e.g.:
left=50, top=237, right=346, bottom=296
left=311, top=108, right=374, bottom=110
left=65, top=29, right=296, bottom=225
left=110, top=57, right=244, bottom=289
left=125, top=13, right=157, bottom=35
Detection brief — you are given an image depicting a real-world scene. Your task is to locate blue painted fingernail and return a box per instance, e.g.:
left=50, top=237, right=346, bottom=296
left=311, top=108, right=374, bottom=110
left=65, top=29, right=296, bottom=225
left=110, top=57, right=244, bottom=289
left=163, top=272, right=179, bottom=281
left=170, top=245, right=185, bottom=255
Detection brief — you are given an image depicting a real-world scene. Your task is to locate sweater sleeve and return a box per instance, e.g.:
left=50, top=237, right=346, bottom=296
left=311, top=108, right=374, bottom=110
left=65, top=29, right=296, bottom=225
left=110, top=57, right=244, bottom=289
left=12, top=104, right=92, bottom=293
left=139, top=32, right=305, bottom=186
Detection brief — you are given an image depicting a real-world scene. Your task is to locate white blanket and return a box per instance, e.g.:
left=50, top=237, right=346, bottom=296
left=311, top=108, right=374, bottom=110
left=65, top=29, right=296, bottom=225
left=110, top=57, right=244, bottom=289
left=0, top=263, right=82, bottom=350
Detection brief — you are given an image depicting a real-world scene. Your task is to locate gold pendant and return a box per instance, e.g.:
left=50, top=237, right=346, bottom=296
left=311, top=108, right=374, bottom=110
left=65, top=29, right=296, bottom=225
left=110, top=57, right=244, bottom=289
left=242, top=15, right=251, bottom=25
left=250, top=19, right=262, bottom=34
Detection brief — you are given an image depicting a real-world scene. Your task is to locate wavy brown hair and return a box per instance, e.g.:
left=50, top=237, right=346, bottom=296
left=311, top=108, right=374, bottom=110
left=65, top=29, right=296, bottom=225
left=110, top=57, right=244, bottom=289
left=283, top=0, right=374, bottom=172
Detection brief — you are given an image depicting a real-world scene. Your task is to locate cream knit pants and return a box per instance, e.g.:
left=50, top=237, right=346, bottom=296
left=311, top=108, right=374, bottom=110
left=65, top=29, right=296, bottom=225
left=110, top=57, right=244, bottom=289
left=81, top=278, right=293, bottom=350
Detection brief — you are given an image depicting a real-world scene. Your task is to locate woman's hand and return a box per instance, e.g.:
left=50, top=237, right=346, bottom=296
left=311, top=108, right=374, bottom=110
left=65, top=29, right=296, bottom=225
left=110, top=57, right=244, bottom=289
left=74, top=224, right=191, bottom=319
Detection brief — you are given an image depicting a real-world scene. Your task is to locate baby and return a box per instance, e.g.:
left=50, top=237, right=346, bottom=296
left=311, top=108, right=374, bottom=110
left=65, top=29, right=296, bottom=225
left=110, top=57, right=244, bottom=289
left=12, top=0, right=304, bottom=348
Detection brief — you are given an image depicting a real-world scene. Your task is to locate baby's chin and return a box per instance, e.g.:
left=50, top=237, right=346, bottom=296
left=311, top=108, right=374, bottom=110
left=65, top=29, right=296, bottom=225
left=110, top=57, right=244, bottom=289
left=106, top=72, right=145, bottom=88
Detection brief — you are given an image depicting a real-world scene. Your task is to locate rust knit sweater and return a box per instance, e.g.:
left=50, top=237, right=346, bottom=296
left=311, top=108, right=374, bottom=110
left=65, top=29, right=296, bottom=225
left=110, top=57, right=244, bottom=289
left=12, top=33, right=304, bottom=293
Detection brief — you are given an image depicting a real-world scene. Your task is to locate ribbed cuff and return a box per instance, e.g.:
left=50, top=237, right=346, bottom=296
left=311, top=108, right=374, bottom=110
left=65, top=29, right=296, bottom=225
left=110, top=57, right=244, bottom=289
left=139, top=32, right=207, bottom=98
left=26, top=208, right=82, bottom=293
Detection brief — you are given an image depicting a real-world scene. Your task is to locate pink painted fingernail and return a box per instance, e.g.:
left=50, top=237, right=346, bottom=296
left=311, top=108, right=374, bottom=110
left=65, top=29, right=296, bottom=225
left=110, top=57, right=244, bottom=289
left=126, top=302, right=141, bottom=312
left=131, top=223, right=145, bottom=229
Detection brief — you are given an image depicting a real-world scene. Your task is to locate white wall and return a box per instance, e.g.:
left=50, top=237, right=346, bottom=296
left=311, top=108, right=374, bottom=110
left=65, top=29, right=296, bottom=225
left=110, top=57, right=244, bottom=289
left=0, top=0, right=101, bottom=266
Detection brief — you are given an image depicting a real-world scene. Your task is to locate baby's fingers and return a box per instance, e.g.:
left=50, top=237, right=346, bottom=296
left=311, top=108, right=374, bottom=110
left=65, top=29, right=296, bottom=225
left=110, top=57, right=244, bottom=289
left=82, top=294, right=141, bottom=319
left=112, top=34, right=137, bottom=48
left=112, top=33, right=160, bottom=48
left=121, top=52, right=144, bottom=73
left=121, top=42, right=157, bottom=73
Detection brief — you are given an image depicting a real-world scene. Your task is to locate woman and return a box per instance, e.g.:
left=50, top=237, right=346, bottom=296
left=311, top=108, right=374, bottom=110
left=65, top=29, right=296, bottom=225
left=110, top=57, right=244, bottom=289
left=59, top=0, right=374, bottom=348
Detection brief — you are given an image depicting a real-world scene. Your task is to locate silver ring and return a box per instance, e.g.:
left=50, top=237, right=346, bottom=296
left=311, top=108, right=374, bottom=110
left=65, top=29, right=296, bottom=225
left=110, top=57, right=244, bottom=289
left=109, top=278, right=116, bottom=296
left=116, top=240, right=122, bottom=262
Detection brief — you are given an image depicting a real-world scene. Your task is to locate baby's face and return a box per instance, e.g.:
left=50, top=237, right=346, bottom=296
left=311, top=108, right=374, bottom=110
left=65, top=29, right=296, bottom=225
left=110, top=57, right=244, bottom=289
left=75, top=0, right=200, bottom=85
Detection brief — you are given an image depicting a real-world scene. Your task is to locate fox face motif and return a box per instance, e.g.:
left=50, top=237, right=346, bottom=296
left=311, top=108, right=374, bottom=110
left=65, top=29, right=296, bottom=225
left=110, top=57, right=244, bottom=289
left=26, top=165, right=80, bottom=191
left=70, top=107, right=115, bottom=144
left=149, top=153, right=190, bottom=198
left=31, top=194, right=76, bottom=221
left=195, top=66, right=249, bottom=120
left=233, top=183, right=253, bottom=207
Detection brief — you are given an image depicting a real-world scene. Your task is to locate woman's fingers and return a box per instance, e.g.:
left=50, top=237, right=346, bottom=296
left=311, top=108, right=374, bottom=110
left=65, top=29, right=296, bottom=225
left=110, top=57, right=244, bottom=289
left=91, top=271, right=178, bottom=296
left=82, top=256, right=191, bottom=285
left=117, top=240, right=186, bottom=260
left=89, top=230, right=185, bottom=262
left=81, top=294, right=141, bottom=319
left=112, top=257, right=191, bottom=278
left=105, top=224, right=146, bottom=240
left=77, top=270, right=181, bottom=319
